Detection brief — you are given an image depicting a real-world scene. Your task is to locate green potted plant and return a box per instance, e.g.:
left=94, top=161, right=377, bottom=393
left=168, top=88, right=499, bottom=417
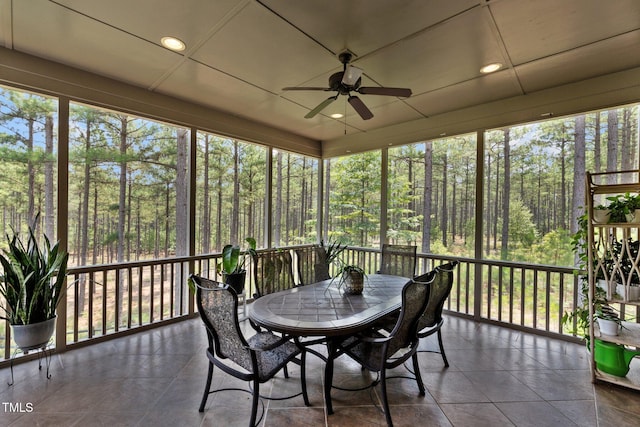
left=606, top=193, right=640, bottom=223
left=218, top=237, right=257, bottom=294
left=563, top=211, right=621, bottom=338
left=0, top=222, right=68, bottom=351
left=333, top=263, right=366, bottom=295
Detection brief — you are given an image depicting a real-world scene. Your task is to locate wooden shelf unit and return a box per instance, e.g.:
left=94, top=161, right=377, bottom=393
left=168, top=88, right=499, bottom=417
left=586, top=170, right=640, bottom=391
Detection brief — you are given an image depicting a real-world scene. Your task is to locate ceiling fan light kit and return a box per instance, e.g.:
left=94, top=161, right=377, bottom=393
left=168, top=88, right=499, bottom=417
left=342, top=65, right=363, bottom=86
left=283, top=51, right=412, bottom=120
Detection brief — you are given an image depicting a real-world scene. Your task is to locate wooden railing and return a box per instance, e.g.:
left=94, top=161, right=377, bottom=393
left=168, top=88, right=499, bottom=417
left=1, top=245, right=603, bottom=365
left=340, top=246, right=584, bottom=338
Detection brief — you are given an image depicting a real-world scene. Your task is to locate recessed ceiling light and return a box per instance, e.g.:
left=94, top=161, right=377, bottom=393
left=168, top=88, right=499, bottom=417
left=161, top=36, right=186, bottom=52
left=480, top=62, right=502, bottom=74
left=330, top=113, right=344, bottom=119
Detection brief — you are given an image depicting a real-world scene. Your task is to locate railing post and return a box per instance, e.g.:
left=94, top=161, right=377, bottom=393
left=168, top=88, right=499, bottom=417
left=56, top=96, right=69, bottom=352
left=473, top=130, right=485, bottom=320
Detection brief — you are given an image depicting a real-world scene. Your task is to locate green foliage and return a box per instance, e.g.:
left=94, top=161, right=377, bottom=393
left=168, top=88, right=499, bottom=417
left=329, top=152, right=381, bottom=246
left=561, top=208, right=619, bottom=338
left=320, top=239, right=346, bottom=267
left=531, top=230, right=574, bottom=266
left=220, top=237, right=257, bottom=275
left=0, top=222, right=68, bottom=325
left=561, top=277, right=618, bottom=338
left=606, top=193, right=640, bottom=222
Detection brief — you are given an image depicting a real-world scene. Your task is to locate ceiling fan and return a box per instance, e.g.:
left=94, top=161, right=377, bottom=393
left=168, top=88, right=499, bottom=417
left=282, top=52, right=412, bottom=120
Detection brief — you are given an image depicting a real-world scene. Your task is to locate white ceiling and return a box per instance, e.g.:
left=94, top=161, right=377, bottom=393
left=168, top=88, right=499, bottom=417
left=2, top=0, right=640, bottom=144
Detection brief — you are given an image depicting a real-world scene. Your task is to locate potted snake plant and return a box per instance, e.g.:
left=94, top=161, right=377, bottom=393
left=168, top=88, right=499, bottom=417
left=0, top=222, right=68, bottom=351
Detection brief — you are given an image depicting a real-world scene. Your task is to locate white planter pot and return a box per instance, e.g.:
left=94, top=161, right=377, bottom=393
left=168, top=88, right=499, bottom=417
left=615, top=283, right=640, bottom=301
left=11, top=317, right=56, bottom=351
left=626, top=209, right=640, bottom=223
left=593, top=209, right=610, bottom=224
left=597, top=318, right=620, bottom=336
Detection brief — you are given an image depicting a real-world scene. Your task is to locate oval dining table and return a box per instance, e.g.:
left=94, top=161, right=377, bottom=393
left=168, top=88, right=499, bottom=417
left=248, top=274, right=410, bottom=414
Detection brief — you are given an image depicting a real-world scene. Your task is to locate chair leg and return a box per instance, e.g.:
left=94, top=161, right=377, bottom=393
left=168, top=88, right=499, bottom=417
left=300, top=349, right=310, bottom=406
left=380, top=369, right=393, bottom=427
left=437, top=329, right=449, bottom=367
left=250, top=378, right=260, bottom=427
left=283, top=364, right=289, bottom=378
left=199, top=362, right=214, bottom=412
left=411, top=352, right=426, bottom=396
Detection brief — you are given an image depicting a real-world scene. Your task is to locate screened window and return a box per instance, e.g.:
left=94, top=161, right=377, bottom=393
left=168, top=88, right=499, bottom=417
left=388, top=134, right=477, bottom=257
left=68, top=102, right=188, bottom=266
left=0, top=86, right=58, bottom=242
left=484, top=104, right=639, bottom=265
left=325, top=152, right=382, bottom=247
left=271, top=150, right=319, bottom=247
left=195, top=132, right=266, bottom=252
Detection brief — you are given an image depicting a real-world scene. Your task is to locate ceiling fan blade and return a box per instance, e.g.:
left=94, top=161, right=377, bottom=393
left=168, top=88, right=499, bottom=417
left=358, top=87, right=412, bottom=97
left=304, top=95, right=338, bottom=119
left=348, top=96, right=373, bottom=120
left=283, top=86, right=330, bottom=91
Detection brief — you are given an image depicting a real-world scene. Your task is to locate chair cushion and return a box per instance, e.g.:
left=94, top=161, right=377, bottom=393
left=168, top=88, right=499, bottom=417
left=248, top=332, right=300, bottom=381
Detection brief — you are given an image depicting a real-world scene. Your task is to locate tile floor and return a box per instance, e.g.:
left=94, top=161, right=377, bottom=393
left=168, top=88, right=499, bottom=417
left=1, top=315, right=639, bottom=426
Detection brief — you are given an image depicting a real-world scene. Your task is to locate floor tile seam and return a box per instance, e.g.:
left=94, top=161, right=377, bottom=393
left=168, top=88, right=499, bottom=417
left=139, top=374, right=183, bottom=418
left=457, top=369, right=519, bottom=402
left=493, top=400, right=581, bottom=427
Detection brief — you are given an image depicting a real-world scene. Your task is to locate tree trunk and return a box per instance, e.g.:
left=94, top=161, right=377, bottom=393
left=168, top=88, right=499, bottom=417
left=117, top=115, right=128, bottom=324
left=572, top=115, right=586, bottom=238
left=560, top=131, right=566, bottom=229
left=607, top=110, right=619, bottom=184
left=27, top=118, right=36, bottom=225
left=231, top=140, right=240, bottom=245
left=323, top=160, right=331, bottom=240
left=594, top=113, right=602, bottom=173
left=621, top=107, right=633, bottom=171
left=441, top=152, right=448, bottom=247
left=501, top=129, right=511, bottom=260
left=485, top=151, right=491, bottom=256
left=79, top=115, right=92, bottom=312
left=203, top=135, right=211, bottom=253
left=44, top=114, right=55, bottom=239
left=275, top=151, right=283, bottom=246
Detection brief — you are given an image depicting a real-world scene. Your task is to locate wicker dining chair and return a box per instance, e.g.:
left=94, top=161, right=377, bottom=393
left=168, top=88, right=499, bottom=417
left=379, top=244, right=417, bottom=277
left=328, top=274, right=432, bottom=427
left=190, top=275, right=309, bottom=426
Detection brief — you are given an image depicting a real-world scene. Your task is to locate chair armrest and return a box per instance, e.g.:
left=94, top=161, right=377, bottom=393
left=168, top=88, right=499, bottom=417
left=358, top=334, right=392, bottom=344
left=248, top=333, right=295, bottom=352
